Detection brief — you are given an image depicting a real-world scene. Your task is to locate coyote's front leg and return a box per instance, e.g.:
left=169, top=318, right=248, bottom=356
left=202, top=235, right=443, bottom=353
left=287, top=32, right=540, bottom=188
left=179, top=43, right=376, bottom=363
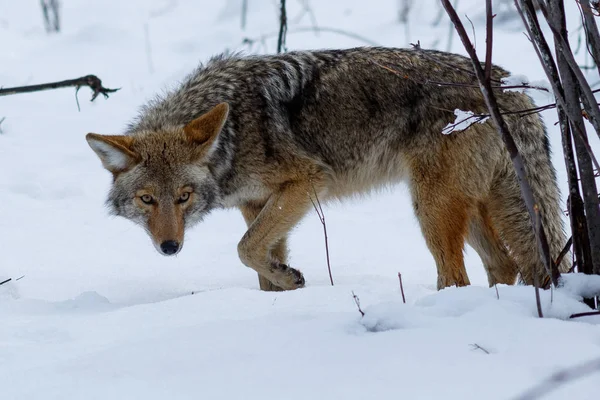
left=237, top=180, right=316, bottom=291
left=239, top=202, right=289, bottom=292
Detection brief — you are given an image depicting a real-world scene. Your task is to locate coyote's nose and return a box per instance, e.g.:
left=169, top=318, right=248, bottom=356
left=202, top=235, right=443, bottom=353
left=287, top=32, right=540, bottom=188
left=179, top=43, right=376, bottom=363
left=160, top=240, right=180, bottom=255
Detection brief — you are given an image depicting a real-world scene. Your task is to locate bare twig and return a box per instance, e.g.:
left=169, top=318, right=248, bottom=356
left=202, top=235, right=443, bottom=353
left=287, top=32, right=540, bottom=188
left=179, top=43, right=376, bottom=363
left=352, top=291, right=365, bottom=317
left=0, top=75, right=119, bottom=102
left=484, top=0, right=494, bottom=82
left=0, top=278, right=11, bottom=286
left=0, top=117, right=5, bottom=134
left=310, top=186, right=334, bottom=286
left=277, top=0, right=287, bottom=54
left=555, top=236, right=573, bottom=268
left=470, top=343, right=490, bottom=354
left=398, top=273, right=406, bottom=304
left=570, top=310, right=600, bottom=319
left=512, top=357, right=600, bottom=400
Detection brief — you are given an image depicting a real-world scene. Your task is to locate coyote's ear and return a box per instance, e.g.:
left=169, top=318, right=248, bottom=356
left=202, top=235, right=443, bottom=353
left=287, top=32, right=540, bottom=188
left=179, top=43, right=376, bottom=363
left=183, top=103, right=229, bottom=148
left=86, top=133, right=139, bottom=174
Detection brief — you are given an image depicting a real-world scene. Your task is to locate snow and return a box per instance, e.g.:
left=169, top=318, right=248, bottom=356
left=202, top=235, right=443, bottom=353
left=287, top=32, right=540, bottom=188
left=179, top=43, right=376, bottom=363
left=442, top=109, right=490, bottom=135
left=501, top=73, right=531, bottom=93
left=559, top=273, right=600, bottom=300
left=2, top=0, right=600, bottom=399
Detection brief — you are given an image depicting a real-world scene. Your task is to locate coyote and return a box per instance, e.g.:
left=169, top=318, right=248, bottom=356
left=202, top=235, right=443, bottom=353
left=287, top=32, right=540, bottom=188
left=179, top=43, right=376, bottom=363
left=86, top=47, right=570, bottom=291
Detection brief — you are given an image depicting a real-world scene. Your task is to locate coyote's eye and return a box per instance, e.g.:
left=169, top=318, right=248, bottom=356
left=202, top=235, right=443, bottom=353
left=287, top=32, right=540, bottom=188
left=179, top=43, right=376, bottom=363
left=178, top=192, right=191, bottom=204
left=140, top=194, right=154, bottom=205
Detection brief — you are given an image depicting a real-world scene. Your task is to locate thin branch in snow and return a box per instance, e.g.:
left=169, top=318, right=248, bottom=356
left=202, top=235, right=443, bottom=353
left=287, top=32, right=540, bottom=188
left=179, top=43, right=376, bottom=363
left=570, top=310, right=600, bottom=319
left=470, top=343, right=490, bottom=354
left=352, top=291, right=365, bottom=317
left=398, top=273, right=406, bottom=303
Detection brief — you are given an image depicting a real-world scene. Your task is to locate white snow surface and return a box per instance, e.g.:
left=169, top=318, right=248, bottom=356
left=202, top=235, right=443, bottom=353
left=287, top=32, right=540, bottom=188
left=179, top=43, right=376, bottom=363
left=2, top=1, right=600, bottom=399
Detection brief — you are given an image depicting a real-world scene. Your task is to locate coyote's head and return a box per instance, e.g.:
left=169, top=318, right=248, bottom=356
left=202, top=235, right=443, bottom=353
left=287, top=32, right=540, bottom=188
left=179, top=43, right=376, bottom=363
left=86, top=103, right=229, bottom=256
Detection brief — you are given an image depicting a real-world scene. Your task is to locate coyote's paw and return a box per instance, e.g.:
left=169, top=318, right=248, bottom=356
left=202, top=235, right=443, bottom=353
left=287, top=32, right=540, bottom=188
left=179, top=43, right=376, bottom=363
left=269, top=263, right=305, bottom=290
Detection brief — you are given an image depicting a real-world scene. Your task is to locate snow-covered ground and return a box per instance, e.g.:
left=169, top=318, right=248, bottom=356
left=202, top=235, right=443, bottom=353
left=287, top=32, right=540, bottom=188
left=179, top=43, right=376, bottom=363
left=1, top=0, right=600, bottom=398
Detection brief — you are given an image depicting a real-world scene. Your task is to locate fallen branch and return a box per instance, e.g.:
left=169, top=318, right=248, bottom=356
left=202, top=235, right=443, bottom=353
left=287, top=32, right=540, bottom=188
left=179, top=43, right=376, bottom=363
left=0, top=75, right=119, bottom=102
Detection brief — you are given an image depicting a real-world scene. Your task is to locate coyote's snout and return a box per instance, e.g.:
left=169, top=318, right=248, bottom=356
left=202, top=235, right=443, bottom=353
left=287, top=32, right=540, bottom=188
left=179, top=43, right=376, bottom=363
left=86, top=47, right=570, bottom=292
left=87, top=103, right=229, bottom=258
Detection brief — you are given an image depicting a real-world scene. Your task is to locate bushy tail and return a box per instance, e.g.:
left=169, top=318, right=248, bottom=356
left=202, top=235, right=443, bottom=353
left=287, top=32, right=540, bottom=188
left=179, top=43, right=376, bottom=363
left=497, top=103, right=571, bottom=285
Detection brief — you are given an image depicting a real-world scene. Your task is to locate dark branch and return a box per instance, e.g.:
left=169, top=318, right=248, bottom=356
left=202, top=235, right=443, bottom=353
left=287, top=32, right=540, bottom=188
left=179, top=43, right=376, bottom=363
left=277, top=0, right=287, bottom=54
left=0, top=75, right=119, bottom=102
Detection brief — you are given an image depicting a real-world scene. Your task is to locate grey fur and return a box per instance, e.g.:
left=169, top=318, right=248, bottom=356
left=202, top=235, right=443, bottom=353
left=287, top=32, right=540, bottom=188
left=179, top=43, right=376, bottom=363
left=99, top=46, right=569, bottom=288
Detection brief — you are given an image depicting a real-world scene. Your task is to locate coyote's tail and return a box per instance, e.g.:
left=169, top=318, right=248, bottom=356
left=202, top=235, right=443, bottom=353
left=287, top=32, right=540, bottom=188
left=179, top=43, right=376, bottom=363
left=499, top=102, right=571, bottom=285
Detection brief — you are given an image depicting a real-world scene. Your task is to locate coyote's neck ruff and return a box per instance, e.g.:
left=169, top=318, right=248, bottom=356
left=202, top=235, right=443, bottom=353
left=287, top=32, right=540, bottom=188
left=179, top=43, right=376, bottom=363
left=87, top=47, right=570, bottom=291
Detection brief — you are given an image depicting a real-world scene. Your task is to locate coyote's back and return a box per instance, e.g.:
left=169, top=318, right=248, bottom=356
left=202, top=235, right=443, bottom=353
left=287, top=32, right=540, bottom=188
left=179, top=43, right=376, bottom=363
left=87, top=47, right=570, bottom=291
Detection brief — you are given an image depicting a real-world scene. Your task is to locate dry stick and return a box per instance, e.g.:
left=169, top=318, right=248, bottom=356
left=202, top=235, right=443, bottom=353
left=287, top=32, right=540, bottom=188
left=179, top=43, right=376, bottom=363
left=570, top=310, right=600, bottom=318
left=470, top=343, right=490, bottom=354
left=441, top=1, right=557, bottom=295
left=516, top=1, right=598, bottom=294
left=309, top=187, right=334, bottom=286
left=555, top=236, right=573, bottom=268
left=512, top=357, right=600, bottom=400
left=0, top=75, right=119, bottom=102
left=536, top=1, right=600, bottom=140
left=276, top=0, right=287, bottom=54
left=547, top=0, right=600, bottom=280
left=0, top=278, right=11, bottom=286
left=484, top=0, right=494, bottom=83
left=397, top=273, right=406, bottom=304
left=515, top=1, right=600, bottom=174
left=351, top=291, right=365, bottom=317
left=579, top=0, right=600, bottom=75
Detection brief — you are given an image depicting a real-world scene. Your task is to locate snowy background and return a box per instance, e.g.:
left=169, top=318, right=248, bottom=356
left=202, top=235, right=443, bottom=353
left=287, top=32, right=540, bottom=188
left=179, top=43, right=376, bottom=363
left=1, top=0, right=600, bottom=399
